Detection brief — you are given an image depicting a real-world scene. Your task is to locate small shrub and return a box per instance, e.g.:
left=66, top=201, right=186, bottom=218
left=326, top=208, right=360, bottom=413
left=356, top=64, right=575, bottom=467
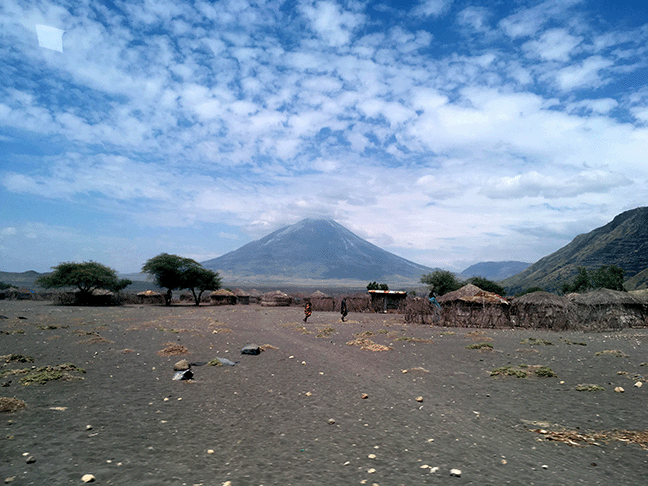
left=491, top=366, right=527, bottom=378
left=521, top=337, right=553, bottom=346
left=595, top=350, right=628, bottom=357
left=576, top=384, right=605, bottom=392
left=466, top=342, right=493, bottom=350
left=1, top=354, right=34, bottom=363
left=0, top=397, right=27, bottom=413
left=535, top=366, right=556, bottom=378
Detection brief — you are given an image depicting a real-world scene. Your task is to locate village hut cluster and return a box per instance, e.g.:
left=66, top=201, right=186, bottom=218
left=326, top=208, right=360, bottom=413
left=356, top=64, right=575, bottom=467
left=434, top=284, right=648, bottom=331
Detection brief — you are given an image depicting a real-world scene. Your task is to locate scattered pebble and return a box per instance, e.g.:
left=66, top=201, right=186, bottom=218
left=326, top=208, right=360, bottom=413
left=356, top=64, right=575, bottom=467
left=368, top=454, right=376, bottom=459
left=420, top=464, right=430, bottom=469
left=207, top=449, right=214, bottom=454
left=328, top=418, right=335, bottom=425
left=367, top=468, right=376, bottom=473
left=25, top=456, right=36, bottom=464
left=542, top=465, right=549, bottom=469
left=86, top=425, right=93, bottom=430
left=615, top=387, right=625, bottom=393
left=450, top=468, right=461, bottom=477
left=415, top=396, right=423, bottom=402
left=361, top=393, right=369, bottom=399
left=5, top=476, right=16, bottom=483
left=305, top=392, right=312, bottom=397
left=501, top=459, right=507, bottom=465
left=81, top=474, right=95, bottom=483
left=634, top=382, right=643, bottom=388
left=430, top=467, right=439, bottom=473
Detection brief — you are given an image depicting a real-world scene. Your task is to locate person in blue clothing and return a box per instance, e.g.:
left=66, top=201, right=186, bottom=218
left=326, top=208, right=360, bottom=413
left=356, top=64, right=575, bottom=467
left=429, top=291, right=441, bottom=309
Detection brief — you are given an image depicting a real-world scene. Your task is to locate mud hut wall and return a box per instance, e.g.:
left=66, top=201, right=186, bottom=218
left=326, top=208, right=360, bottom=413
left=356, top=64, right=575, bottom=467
left=311, top=297, right=335, bottom=311
left=442, top=301, right=512, bottom=328
left=511, top=303, right=578, bottom=331
left=571, top=303, right=646, bottom=331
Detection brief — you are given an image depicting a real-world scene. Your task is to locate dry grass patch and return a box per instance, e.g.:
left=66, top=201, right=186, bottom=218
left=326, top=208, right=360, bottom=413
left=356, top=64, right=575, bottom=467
left=0, top=397, right=26, bottom=413
left=1, top=354, right=34, bottom=363
left=532, top=427, right=648, bottom=450
left=157, top=343, right=189, bottom=356
left=346, top=337, right=392, bottom=352
left=595, top=349, right=628, bottom=357
left=260, top=344, right=278, bottom=351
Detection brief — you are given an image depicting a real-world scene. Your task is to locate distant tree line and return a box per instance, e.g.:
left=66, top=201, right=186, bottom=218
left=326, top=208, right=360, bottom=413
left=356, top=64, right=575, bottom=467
left=36, top=253, right=221, bottom=306
left=420, top=270, right=505, bottom=296
left=366, top=281, right=389, bottom=291
left=561, top=265, right=625, bottom=294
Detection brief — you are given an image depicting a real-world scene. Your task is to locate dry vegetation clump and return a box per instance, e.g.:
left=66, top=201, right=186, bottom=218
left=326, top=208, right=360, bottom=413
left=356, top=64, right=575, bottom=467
left=466, top=342, right=493, bottom=350
left=532, top=427, right=648, bottom=450
left=0, top=397, right=27, bottom=413
left=157, top=343, right=189, bottom=356
left=521, top=337, right=553, bottom=345
left=345, top=337, right=392, bottom=352
left=316, top=327, right=336, bottom=338
left=491, top=364, right=556, bottom=378
left=595, top=349, right=629, bottom=357
left=1, top=354, right=34, bottom=363
left=259, top=344, right=278, bottom=351
left=576, top=383, right=605, bottom=391
left=395, top=336, right=434, bottom=343
left=1, top=364, right=86, bottom=385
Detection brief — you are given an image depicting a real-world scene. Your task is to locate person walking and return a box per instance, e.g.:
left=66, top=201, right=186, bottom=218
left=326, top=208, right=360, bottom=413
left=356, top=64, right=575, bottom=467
left=303, top=300, right=312, bottom=323
left=340, top=298, right=348, bottom=322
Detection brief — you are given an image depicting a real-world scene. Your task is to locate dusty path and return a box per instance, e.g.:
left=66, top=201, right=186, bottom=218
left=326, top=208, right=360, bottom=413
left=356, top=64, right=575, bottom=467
left=1, top=301, right=647, bottom=485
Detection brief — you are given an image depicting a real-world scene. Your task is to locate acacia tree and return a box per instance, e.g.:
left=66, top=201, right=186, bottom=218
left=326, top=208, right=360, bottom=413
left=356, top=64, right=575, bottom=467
left=592, top=265, right=625, bottom=291
left=420, top=270, right=463, bottom=296
left=142, top=253, right=221, bottom=306
left=182, top=265, right=222, bottom=306
left=36, top=261, right=131, bottom=302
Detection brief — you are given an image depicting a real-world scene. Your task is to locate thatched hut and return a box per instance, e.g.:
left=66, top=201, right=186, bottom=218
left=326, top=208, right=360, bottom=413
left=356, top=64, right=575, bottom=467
left=310, top=290, right=335, bottom=311
left=247, top=288, right=263, bottom=304
left=137, top=290, right=163, bottom=305
left=511, top=291, right=575, bottom=330
left=260, top=290, right=292, bottom=307
left=567, top=289, right=647, bottom=330
left=438, top=284, right=510, bottom=328
left=210, top=289, right=237, bottom=306
left=232, top=288, right=250, bottom=305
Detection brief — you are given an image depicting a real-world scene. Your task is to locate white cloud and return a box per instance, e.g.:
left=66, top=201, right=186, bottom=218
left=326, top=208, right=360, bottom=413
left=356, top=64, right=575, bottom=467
left=412, top=0, right=453, bottom=18
left=299, top=1, right=365, bottom=47
left=523, top=28, right=582, bottom=62
left=554, top=55, right=613, bottom=90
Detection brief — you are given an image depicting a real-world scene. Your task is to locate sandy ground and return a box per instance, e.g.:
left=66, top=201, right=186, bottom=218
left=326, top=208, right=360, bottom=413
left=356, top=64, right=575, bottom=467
left=1, top=300, right=647, bottom=485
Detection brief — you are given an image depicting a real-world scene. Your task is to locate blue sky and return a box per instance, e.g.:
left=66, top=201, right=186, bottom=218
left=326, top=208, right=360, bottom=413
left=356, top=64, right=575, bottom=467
left=1, top=0, right=647, bottom=275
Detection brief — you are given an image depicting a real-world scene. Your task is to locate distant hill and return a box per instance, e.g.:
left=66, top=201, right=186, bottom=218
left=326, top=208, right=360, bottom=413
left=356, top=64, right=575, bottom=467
left=502, top=207, right=648, bottom=293
left=202, top=219, right=435, bottom=286
left=460, top=261, right=531, bottom=281
left=0, top=270, right=41, bottom=288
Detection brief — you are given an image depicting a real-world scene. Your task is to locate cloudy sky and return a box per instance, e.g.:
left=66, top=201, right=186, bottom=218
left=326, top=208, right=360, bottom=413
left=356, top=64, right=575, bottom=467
left=1, top=0, right=647, bottom=275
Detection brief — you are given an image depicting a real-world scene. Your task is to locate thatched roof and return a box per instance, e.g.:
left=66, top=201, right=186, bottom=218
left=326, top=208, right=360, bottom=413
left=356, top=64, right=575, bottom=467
left=248, top=288, right=263, bottom=297
left=210, top=289, right=235, bottom=297
left=629, top=289, right=648, bottom=303
left=437, top=284, right=481, bottom=303
left=514, top=291, right=571, bottom=307
left=137, top=290, right=161, bottom=297
left=439, top=284, right=507, bottom=305
left=310, top=290, right=330, bottom=298
left=568, top=289, right=643, bottom=305
left=232, top=288, right=249, bottom=297
left=262, top=290, right=289, bottom=299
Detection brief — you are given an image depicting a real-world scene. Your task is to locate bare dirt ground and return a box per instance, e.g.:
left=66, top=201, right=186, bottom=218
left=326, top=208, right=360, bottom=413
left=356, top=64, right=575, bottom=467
left=1, top=300, right=647, bottom=485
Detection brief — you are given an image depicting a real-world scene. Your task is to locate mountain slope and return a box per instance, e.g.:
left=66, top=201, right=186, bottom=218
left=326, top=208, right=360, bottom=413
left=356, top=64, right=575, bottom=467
left=202, top=219, right=433, bottom=283
left=460, top=261, right=531, bottom=281
left=502, top=207, right=648, bottom=293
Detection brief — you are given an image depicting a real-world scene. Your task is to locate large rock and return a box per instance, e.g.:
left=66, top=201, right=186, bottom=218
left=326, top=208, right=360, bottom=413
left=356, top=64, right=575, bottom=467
left=241, top=344, right=261, bottom=355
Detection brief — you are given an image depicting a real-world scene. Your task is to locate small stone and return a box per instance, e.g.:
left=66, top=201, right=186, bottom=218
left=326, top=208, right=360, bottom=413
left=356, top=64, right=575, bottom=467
left=367, top=468, right=376, bottom=473
left=501, top=459, right=507, bottom=465
left=305, top=391, right=312, bottom=397
left=86, top=425, right=93, bottom=430
left=241, top=344, right=260, bottom=355
left=361, top=393, right=369, bottom=399
left=81, top=474, right=95, bottom=483
left=415, top=396, right=424, bottom=402
left=25, top=456, right=36, bottom=464
left=328, top=418, right=335, bottom=425
left=634, top=382, right=642, bottom=388
left=207, top=449, right=214, bottom=454
left=5, top=476, right=16, bottom=483
left=615, top=386, right=625, bottom=393
left=368, top=454, right=376, bottom=459
left=173, top=359, right=190, bottom=371
left=542, top=464, right=548, bottom=469
left=450, top=468, right=461, bottom=477
left=430, top=467, right=439, bottom=473
left=420, top=464, right=430, bottom=469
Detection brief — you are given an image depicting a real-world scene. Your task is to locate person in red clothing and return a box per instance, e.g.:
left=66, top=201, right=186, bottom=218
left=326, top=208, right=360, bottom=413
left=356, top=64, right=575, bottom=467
left=303, top=300, right=312, bottom=323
